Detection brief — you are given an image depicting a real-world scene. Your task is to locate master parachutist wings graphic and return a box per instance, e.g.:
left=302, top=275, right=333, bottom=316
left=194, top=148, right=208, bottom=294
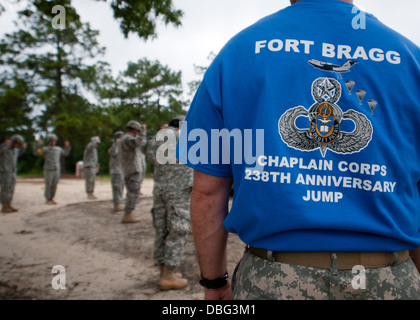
left=328, top=109, right=373, bottom=154
left=279, top=77, right=373, bottom=157
left=279, top=106, right=319, bottom=152
left=278, top=99, right=373, bottom=157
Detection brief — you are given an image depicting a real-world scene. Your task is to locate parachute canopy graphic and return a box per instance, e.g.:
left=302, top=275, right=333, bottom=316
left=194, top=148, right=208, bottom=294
left=345, top=80, right=356, bottom=95
left=356, top=90, right=367, bottom=105
left=368, top=99, right=378, bottom=115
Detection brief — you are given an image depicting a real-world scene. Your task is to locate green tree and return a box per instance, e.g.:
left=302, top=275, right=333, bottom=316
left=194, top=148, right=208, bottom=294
left=188, top=51, right=216, bottom=97
left=101, top=58, right=187, bottom=136
left=0, top=0, right=186, bottom=174
left=1, top=0, right=184, bottom=40
left=104, top=0, right=183, bottom=39
left=0, top=0, right=106, bottom=128
left=0, top=74, right=33, bottom=141
left=0, top=0, right=114, bottom=173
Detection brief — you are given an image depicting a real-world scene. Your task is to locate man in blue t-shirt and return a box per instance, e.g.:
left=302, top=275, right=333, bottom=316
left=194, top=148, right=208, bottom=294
left=178, top=0, right=420, bottom=300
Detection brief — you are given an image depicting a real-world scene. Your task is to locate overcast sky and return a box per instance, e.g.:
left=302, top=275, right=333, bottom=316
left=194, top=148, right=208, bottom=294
left=1, top=0, right=420, bottom=97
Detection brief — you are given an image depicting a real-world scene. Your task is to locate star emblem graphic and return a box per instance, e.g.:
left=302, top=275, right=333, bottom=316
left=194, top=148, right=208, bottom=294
left=317, top=78, right=335, bottom=100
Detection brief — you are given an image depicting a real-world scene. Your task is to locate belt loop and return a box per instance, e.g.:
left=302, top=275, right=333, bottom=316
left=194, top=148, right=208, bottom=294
left=391, top=252, right=399, bottom=267
left=267, top=250, right=275, bottom=263
left=330, top=252, right=338, bottom=274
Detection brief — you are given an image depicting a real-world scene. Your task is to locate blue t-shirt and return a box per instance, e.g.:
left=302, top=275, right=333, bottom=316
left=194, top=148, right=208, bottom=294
left=177, top=0, right=420, bottom=252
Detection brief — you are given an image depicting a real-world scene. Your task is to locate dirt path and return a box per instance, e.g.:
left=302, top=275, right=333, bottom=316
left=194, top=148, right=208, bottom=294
left=0, top=177, right=244, bottom=300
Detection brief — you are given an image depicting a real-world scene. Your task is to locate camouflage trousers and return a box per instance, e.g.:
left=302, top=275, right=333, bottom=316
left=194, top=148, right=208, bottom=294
left=0, top=172, right=16, bottom=203
left=151, top=187, right=191, bottom=268
left=44, top=169, right=60, bottom=200
left=124, top=172, right=143, bottom=213
left=84, top=167, right=96, bottom=194
left=232, top=248, right=420, bottom=300
left=111, top=173, right=124, bottom=205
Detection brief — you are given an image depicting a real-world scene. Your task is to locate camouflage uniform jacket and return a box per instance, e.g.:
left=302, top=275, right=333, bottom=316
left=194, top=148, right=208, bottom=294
left=118, top=128, right=147, bottom=177
left=108, top=142, right=123, bottom=175
left=0, top=143, right=26, bottom=173
left=33, top=145, right=71, bottom=171
left=145, top=127, right=193, bottom=191
left=83, top=141, right=98, bottom=168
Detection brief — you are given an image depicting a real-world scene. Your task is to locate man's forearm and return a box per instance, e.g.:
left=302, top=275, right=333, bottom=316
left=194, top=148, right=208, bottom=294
left=190, top=171, right=232, bottom=280
left=191, top=190, right=229, bottom=280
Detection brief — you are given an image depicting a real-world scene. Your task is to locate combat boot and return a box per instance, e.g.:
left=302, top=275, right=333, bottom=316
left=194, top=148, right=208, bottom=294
left=8, top=203, right=18, bottom=212
left=159, top=265, right=188, bottom=290
left=159, top=264, right=182, bottom=279
left=1, top=203, right=14, bottom=214
left=87, top=194, right=97, bottom=200
left=121, top=211, right=140, bottom=224
left=113, top=204, right=124, bottom=213
left=46, top=199, right=57, bottom=205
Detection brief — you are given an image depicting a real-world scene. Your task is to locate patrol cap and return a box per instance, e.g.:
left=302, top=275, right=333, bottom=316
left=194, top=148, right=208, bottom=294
left=48, top=134, right=58, bottom=141
left=168, top=115, right=186, bottom=129
left=10, top=134, right=25, bottom=146
left=114, top=131, right=124, bottom=139
left=126, top=120, right=142, bottom=132
left=91, top=136, right=101, bottom=144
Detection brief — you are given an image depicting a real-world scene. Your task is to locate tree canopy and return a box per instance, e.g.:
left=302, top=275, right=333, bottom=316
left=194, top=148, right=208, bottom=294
left=1, top=0, right=184, bottom=40
left=0, top=0, right=188, bottom=174
left=105, top=0, right=183, bottom=39
left=101, top=58, right=186, bottom=134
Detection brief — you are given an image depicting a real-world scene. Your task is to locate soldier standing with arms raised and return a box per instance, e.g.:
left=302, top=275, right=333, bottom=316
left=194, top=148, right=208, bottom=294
left=118, top=121, right=146, bottom=224
left=108, top=131, right=125, bottom=213
left=34, top=134, right=71, bottom=205
left=0, top=135, right=26, bottom=213
left=83, top=136, right=101, bottom=200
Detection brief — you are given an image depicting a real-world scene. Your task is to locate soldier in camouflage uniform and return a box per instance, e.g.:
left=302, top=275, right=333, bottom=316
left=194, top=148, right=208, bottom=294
left=108, top=131, right=125, bottom=213
left=118, top=121, right=146, bottom=224
left=145, top=116, right=193, bottom=290
left=231, top=249, right=420, bottom=300
left=83, top=136, right=100, bottom=200
left=0, top=135, right=26, bottom=213
left=33, top=134, right=71, bottom=205
left=179, top=0, right=420, bottom=301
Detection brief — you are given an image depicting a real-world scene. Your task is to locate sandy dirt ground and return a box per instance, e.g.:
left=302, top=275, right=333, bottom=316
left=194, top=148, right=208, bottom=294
left=0, top=176, right=244, bottom=300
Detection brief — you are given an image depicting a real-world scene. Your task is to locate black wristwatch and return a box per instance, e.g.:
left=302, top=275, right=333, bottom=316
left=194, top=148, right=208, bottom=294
left=199, top=271, right=229, bottom=289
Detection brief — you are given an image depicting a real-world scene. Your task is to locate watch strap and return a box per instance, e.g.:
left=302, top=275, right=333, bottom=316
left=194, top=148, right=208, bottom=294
left=199, top=271, right=228, bottom=289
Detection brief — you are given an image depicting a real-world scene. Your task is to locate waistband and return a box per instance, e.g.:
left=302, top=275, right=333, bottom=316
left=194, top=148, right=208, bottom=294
left=248, top=246, right=410, bottom=270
